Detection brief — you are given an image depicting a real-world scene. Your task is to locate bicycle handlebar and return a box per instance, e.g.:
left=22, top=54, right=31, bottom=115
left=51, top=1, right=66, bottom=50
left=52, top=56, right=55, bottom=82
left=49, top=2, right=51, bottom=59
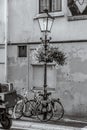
left=39, top=92, right=51, bottom=97
left=30, top=88, right=41, bottom=94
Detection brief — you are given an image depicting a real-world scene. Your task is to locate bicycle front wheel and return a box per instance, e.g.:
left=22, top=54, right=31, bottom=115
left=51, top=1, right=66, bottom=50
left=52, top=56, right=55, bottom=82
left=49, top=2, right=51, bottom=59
left=36, top=101, right=53, bottom=122
left=52, top=100, right=64, bottom=121
left=13, top=100, right=24, bottom=119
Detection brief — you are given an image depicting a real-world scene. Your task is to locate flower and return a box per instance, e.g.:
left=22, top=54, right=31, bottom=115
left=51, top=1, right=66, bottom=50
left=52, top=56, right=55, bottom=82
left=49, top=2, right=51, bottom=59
left=35, top=44, right=66, bottom=66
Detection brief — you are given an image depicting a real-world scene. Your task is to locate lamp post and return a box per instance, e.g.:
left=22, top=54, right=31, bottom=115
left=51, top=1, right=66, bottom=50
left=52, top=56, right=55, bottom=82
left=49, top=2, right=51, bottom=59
left=37, top=9, right=54, bottom=100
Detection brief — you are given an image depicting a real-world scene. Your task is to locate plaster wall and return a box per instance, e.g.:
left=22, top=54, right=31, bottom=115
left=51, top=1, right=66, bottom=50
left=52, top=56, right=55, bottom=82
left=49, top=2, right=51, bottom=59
left=0, top=47, right=5, bottom=82
left=8, top=0, right=87, bottom=43
left=8, top=0, right=39, bottom=43
left=54, top=42, right=87, bottom=117
left=7, top=42, right=87, bottom=118
left=1, top=0, right=87, bottom=118
left=0, top=0, right=5, bottom=44
left=0, top=0, right=6, bottom=82
left=7, top=45, right=29, bottom=93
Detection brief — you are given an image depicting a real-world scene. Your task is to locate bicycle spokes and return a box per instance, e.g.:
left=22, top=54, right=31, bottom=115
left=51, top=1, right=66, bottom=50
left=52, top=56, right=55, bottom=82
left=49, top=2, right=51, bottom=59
left=24, top=100, right=37, bottom=117
left=52, top=100, right=64, bottom=121
left=36, top=101, right=53, bottom=122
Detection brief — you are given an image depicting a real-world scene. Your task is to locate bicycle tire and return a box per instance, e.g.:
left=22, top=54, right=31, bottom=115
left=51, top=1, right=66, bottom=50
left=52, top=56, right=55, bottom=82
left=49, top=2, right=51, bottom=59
left=1, top=115, right=12, bottom=129
left=13, top=100, right=24, bottom=119
left=12, top=94, right=24, bottom=119
left=23, top=100, right=36, bottom=117
left=52, top=100, right=64, bottom=121
left=36, top=101, right=53, bottom=122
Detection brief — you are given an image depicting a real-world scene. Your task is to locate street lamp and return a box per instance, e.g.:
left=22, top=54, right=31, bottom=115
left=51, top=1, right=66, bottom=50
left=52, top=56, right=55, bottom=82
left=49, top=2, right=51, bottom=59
left=38, top=9, right=54, bottom=32
left=37, top=9, right=54, bottom=100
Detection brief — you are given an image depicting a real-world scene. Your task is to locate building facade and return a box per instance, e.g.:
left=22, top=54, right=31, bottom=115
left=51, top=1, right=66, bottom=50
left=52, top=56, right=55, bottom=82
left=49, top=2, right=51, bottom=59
left=1, top=0, right=87, bottom=118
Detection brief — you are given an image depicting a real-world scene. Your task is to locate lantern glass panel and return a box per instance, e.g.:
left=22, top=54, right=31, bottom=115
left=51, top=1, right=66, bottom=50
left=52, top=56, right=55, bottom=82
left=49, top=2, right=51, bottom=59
left=38, top=17, right=54, bottom=32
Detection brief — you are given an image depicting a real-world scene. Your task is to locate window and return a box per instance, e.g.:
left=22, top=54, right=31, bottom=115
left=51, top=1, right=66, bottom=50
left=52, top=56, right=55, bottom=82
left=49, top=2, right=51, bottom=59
left=39, top=0, right=62, bottom=13
left=18, top=46, right=27, bottom=57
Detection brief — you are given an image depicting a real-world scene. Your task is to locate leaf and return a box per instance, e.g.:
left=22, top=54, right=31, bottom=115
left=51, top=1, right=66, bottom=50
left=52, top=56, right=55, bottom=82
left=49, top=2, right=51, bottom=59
left=35, top=44, right=66, bottom=65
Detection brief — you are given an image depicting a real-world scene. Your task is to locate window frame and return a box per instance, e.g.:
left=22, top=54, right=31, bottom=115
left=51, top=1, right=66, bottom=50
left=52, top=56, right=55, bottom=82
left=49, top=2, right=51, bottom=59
left=39, top=0, right=62, bottom=13
left=18, top=45, right=27, bottom=58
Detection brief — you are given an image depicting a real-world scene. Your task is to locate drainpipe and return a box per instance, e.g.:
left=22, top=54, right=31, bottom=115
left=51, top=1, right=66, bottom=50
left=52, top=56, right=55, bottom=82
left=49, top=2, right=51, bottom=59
left=4, top=0, right=8, bottom=83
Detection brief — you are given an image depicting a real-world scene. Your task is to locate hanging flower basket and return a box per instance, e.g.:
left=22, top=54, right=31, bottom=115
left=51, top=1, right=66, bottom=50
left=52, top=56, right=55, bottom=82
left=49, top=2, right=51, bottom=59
left=35, top=44, right=66, bottom=66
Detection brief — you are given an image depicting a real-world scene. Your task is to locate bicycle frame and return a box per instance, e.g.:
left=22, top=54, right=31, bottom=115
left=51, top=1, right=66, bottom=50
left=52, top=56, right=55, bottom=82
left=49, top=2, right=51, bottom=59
left=28, top=89, right=64, bottom=121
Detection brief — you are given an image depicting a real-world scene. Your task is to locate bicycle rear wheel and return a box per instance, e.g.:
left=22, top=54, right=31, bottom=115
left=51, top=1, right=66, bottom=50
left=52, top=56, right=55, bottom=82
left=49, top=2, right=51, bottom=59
left=36, top=101, right=53, bottom=122
left=52, top=100, right=64, bottom=120
left=23, top=100, right=36, bottom=117
left=13, top=100, right=24, bottom=119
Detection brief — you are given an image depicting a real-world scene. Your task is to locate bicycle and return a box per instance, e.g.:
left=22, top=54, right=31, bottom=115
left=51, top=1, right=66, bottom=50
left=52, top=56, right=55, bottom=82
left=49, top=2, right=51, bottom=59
left=24, top=88, right=64, bottom=122
left=24, top=89, right=53, bottom=121
left=0, top=108, right=12, bottom=129
left=50, top=98, right=64, bottom=121
left=13, top=88, right=29, bottom=119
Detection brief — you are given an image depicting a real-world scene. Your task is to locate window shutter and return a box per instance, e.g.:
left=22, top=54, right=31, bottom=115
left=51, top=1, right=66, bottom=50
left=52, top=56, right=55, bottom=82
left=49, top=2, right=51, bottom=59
left=39, top=0, right=62, bottom=13
left=52, top=0, right=61, bottom=11
left=46, top=0, right=50, bottom=12
left=39, top=0, right=43, bottom=12
left=40, top=0, right=50, bottom=12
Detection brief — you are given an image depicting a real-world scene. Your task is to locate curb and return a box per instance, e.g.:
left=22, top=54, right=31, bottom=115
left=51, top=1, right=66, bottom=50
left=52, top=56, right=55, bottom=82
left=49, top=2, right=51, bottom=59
left=12, top=119, right=83, bottom=130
